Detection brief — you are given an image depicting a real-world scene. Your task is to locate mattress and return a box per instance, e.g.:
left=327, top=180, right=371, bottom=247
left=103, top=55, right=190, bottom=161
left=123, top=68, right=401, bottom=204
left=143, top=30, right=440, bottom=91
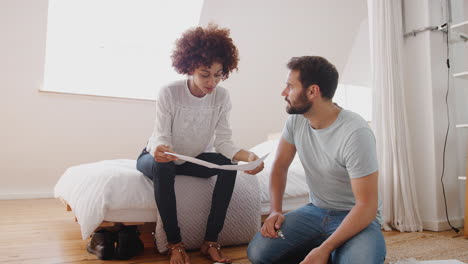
left=260, top=196, right=310, bottom=214
left=249, top=138, right=310, bottom=211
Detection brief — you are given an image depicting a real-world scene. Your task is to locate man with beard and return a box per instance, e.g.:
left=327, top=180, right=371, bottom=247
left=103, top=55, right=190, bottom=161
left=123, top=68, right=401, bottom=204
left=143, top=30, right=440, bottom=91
left=247, top=56, right=386, bottom=264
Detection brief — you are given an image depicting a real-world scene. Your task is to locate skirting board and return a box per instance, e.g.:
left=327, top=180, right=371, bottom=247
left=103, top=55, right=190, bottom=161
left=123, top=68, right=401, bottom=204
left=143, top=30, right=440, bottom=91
left=0, top=192, right=54, bottom=200
left=422, top=218, right=464, bottom=231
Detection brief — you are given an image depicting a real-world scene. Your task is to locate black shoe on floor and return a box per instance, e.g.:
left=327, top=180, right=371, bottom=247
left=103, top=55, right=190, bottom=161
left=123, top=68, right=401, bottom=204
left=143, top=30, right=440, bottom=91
left=86, top=229, right=115, bottom=260
left=115, top=225, right=144, bottom=260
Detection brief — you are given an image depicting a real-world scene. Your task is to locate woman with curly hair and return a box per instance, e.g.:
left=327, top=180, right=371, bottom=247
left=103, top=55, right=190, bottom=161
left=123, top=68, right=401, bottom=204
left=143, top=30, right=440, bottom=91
left=136, top=24, right=264, bottom=264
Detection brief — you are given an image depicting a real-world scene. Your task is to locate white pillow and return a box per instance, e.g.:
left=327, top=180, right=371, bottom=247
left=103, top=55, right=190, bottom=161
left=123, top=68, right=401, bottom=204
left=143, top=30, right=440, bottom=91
left=249, top=139, right=309, bottom=203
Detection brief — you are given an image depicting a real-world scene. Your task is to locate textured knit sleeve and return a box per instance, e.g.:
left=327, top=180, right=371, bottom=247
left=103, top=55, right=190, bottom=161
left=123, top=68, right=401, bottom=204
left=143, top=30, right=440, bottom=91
left=213, top=93, right=241, bottom=160
left=146, top=87, right=173, bottom=157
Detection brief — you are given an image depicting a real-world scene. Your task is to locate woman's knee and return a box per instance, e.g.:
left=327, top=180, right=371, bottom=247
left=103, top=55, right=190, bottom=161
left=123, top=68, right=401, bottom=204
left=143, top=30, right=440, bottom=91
left=138, top=155, right=175, bottom=181
left=221, top=170, right=237, bottom=179
left=214, top=153, right=232, bottom=165
left=153, top=161, right=175, bottom=179
left=136, top=153, right=155, bottom=177
left=216, top=157, right=237, bottom=179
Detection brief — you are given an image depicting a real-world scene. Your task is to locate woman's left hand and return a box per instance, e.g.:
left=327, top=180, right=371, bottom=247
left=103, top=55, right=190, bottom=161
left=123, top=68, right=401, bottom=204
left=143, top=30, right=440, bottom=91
left=244, top=152, right=264, bottom=175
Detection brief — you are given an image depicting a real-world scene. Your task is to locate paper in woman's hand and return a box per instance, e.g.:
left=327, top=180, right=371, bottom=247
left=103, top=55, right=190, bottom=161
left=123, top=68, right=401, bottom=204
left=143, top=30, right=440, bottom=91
left=164, top=152, right=269, bottom=171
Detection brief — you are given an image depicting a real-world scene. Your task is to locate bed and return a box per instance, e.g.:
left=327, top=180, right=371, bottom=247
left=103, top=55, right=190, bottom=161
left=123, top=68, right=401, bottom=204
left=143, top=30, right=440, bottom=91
left=54, top=138, right=310, bottom=252
left=248, top=138, right=310, bottom=213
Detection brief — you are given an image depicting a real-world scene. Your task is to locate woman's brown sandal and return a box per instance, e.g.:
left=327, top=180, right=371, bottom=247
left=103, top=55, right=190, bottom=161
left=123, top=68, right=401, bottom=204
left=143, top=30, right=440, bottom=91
left=167, top=243, right=189, bottom=263
left=200, top=242, right=231, bottom=263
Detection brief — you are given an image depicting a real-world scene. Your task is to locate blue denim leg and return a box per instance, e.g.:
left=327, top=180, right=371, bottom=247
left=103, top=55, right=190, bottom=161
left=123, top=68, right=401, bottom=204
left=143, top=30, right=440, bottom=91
left=248, top=204, right=386, bottom=264
left=248, top=204, right=328, bottom=264
left=330, top=219, right=386, bottom=264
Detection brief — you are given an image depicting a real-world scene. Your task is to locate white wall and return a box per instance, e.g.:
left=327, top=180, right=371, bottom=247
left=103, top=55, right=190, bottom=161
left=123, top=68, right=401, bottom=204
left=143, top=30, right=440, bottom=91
left=403, top=0, right=466, bottom=230
left=341, top=19, right=371, bottom=88
left=0, top=0, right=368, bottom=200
left=0, top=0, right=155, bottom=199
left=451, top=0, right=468, bottom=212
left=199, top=0, right=368, bottom=148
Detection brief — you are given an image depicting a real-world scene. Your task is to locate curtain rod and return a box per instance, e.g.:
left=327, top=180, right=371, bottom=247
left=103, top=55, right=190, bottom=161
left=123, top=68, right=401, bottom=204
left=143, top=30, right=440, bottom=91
left=403, top=25, right=446, bottom=38
left=403, top=24, right=468, bottom=42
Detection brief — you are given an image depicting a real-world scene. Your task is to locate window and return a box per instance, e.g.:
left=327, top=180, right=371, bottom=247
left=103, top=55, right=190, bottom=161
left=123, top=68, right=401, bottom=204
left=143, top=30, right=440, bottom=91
left=335, top=18, right=373, bottom=121
left=334, top=84, right=372, bottom=121
left=42, top=0, right=204, bottom=100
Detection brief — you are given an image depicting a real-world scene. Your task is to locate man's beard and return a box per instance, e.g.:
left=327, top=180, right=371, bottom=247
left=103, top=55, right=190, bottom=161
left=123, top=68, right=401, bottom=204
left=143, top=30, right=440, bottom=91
left=285, top=93, right=312, bottom=114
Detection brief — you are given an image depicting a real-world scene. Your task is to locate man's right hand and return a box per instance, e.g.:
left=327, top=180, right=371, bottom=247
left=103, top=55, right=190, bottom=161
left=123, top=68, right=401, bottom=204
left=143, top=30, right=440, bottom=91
left=261, top=211, right=285, bottom=238
left=154, top=144, right=178, bottom=163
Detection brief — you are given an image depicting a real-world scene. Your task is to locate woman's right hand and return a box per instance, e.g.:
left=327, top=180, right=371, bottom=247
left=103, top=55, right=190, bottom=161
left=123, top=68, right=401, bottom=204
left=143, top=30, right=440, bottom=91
left=154, top=144, right=178, bottom=163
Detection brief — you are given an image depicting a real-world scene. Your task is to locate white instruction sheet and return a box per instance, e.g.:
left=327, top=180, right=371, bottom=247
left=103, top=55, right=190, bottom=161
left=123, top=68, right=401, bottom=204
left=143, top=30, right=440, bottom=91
left=164, top=152, right=269, bottom=171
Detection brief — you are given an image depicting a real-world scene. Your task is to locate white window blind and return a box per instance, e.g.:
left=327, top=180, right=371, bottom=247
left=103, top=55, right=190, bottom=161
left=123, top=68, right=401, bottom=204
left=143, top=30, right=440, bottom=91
left=42, top=0, right=204, bottom=100
left=334, top=84, right=372, bottom=121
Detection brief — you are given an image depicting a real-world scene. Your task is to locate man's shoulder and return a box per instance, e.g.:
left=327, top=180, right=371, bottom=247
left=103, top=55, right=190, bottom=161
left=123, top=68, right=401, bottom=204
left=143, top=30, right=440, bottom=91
left=287, top=114, right=307, bottom=124
left=339, top=109, right=371, bottom=132
left=285, top=115, right=308, bottom=133
left=337, top=110, right=375, bottom=147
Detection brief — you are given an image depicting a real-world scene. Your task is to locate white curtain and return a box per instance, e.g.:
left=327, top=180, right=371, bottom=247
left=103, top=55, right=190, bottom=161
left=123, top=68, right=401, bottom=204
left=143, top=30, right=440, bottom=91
left=368, top=0, right=423, bottom=232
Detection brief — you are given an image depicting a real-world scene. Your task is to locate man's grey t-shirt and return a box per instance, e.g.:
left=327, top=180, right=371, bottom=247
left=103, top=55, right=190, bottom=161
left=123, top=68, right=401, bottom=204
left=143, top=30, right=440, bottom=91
left=282, top=109, right=381, bottom=220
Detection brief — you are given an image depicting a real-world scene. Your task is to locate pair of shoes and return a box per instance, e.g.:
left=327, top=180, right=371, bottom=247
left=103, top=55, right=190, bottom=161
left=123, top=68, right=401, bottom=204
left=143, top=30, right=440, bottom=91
left=115, top=225, right=144, bottom=260
left=200, top=241, right=232, bottom=263
left=86, top=229, right=115, bottom=260
left=86, top=226, right=144, bottom=260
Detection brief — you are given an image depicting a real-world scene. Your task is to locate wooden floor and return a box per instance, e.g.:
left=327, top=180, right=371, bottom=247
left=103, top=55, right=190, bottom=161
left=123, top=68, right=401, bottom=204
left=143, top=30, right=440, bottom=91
left=0, top=198, right=464, bottom=264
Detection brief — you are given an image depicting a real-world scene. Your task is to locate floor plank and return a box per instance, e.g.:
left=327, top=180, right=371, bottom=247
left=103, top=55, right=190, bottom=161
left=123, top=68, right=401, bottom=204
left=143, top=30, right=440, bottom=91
left=0, top=199, right=248, bottom=264
left=0, top=198, right=465, bottom=264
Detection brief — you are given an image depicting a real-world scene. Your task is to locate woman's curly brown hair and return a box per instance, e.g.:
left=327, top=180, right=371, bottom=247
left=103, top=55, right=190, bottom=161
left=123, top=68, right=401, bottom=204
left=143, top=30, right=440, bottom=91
left=171, top=24, right=239, bottom=80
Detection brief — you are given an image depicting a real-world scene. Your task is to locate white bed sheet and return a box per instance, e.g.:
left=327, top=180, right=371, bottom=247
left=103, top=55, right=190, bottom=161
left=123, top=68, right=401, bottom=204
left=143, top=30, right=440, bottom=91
left=249, top=139, right=310, bottom=208
left=54, top=159, right=157, bottom=239
left=260, top=196, right=310, bottom=214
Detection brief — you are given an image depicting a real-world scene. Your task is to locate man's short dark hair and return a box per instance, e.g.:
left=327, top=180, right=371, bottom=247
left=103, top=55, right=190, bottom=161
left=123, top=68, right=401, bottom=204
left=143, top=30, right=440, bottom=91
left=287, top=56, right=339, bottom=100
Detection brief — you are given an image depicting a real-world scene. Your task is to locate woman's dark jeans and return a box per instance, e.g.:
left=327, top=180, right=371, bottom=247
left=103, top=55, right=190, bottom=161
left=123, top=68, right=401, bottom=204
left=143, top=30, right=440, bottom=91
left=136, top=149, right=237, bottom=244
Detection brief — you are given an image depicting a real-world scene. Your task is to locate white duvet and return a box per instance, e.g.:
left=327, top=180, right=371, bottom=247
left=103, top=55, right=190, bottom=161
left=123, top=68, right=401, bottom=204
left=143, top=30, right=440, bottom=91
left=54, top=159, right=156, bottom=239
left=249, top=139, right=310, bottom=203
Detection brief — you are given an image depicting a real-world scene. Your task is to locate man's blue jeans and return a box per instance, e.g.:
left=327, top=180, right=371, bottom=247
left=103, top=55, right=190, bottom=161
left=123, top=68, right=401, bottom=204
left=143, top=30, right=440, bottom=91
left=247, top=204, right=386, bottom=264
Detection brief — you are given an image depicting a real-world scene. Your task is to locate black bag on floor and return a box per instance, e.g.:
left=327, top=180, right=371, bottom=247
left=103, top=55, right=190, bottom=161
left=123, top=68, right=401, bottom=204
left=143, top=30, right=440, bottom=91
left=115, top=225, right=144, bottom=260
